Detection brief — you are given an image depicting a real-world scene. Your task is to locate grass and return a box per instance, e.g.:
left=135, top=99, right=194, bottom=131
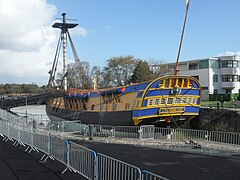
left=201, top=100, right=240, bottom=109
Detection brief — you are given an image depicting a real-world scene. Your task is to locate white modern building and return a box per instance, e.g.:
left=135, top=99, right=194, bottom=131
left=150, top=55, right=240, bottom=100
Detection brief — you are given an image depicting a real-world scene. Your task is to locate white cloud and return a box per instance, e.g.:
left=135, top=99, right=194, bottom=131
left=71, top=27, right=89, bottom=37
left=0, top=0, right=88, bottom=85
left=218, top=51, right=240, bottom=56
left=0, top=0, right=56, bottom=52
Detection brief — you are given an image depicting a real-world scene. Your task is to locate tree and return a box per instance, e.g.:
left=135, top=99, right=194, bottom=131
left=56, top=61, right=93, bottom=89
left=148, top=58, right=169, bottom=79
left=101, top=55, right=138, bottom=87
left=131, top=60, right=152, bottom=83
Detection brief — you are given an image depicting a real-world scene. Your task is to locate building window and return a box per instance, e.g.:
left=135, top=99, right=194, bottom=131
left=189, top=63, right=198, bottom=70
left=155, top=99, right=159, bottom=105
left=233, top=61, right=238, bottom=67
left=226, top=89, right=231, bottom=94
left=214, top=89, right=218, bottom=94
left=222, top=75, right=238, bottom=82
left=213, top=75, right=218, bottom=82
left=221, top=60, right=238, bottom=68
left=199, top=60, right=209, bottom=69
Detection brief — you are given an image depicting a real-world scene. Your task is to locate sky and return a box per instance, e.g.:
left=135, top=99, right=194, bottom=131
left=1, top=0, right=240, bottom=86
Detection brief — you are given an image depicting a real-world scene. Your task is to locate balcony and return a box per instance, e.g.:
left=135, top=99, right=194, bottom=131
left=221, top=81, right=237, bottom=88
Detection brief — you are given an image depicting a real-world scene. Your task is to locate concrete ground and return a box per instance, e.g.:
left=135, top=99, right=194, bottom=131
left=0, top=138, right=86, bottom=180
left=74, top=140, right=240, bottom=180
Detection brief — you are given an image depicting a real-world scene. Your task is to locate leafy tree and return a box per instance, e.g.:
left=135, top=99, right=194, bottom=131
left=0, top=83, right=43, bottom=95
left=131, top=60, right=152, bottom=83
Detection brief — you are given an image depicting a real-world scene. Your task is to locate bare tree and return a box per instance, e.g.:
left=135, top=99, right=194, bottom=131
left=100, top=56, right=139, bottom=87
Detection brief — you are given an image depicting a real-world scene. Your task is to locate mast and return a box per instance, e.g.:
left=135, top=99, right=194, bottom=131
left=52, top=13, right=78, bottom=91
left=174, top=0, right=191, bottom=76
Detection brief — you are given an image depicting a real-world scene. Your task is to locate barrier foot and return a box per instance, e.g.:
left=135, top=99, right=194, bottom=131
left=13, top=140, right=18, bottom=146
left=41, top=154, right=55, bottom=162
left=61, top=166, right=76, bottom=174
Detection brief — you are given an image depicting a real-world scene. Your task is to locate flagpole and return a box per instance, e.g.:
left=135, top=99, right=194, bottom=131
left=174, top=0, right=191, bottom=76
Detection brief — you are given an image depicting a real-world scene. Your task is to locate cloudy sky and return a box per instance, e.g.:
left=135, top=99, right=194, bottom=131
left=1, top=0, right=240, bottom=85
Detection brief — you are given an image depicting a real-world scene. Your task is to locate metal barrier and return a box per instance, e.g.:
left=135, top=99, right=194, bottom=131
left=33, top=132, right=50, bottom=156
left=139, top=125, right=155, bottom=140
left=97, top=153, right=142, bottom=180
left=114, top=126, right=140, bottom=139
left=49, top=135, right=67, bottom=166
left=173, top=128, right=208, bottom=144
left=60, top=120, right=82, bottom=134
left=154, top=127, right=173, bottom=141
left=91, top=124, right=114, bottom=138
left=209, top=131, right=240, bottom=146
left=68, top=141, right=97, bottom=179
left=2, top=107, right=240, bottom=180
left=142, top=170, right=169, bottom=180
left=0, top=119, right=167, bottom=180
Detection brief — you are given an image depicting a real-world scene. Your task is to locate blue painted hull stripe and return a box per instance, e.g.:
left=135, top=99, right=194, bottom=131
left=132, top=106, right=200, bottom=118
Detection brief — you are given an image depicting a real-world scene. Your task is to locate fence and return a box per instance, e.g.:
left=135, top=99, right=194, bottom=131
left=97, top=153, right=141, bottom=180
left=142, top=170, right=169, bottom=180
left=68, top=141, right=97, bottom=179
left=1, top=108, right=240, bottom=179
left=139, top=125, right=155, bottom=140
left=0, top=109, right=170, bottom=180
left=209, top=131, right=240, bottom=146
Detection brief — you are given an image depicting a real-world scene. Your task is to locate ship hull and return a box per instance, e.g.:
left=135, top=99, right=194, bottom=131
left=46, top=103, right=134, bottom=126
